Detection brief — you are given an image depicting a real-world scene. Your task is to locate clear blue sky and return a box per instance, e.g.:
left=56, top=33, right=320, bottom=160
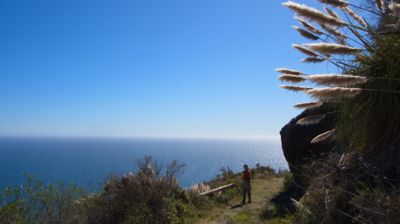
left=0, top=0, right=336, bottom=138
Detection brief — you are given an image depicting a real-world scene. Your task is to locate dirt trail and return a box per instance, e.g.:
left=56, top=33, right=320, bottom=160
left=197, top=177, right=284, bottom=224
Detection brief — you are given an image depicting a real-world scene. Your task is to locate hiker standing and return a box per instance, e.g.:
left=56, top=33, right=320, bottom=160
left=241, top=164, right=251, bottom=204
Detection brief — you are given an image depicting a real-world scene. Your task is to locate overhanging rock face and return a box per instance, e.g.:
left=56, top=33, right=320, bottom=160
left=280, top=105, right=337, bottom=186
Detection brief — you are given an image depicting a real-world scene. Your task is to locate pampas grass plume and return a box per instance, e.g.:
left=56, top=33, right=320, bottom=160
left=320, top=24, right=347, bottom=44
left=292, top=44, right=319, bottom=57
left=281, top=85, right=313, bottom=92
left=295, top=17, right=324, bottom=34
left=279, top=74, right=306, bottom=83
left=324, top=7, right=340, bottom=19
left=282, top=1, right=346, bottom=26
left=293, top=26, right=319, bottom=40
left=306, top=87, right=362, bottom=99
left=355, top=53, right=369, bottom=62
left=307, top=74, right=368, bottom=86
left=311, top=129, right=336, bottom=143
left=294, top=101, right=323, bottom=109
left=317, top=0, right=348, bottom=8
left=303, top=43, right=360, bottom=55
left=291, top=198, right=312, bottom=214
left=343, top=6, right=368, bottom=28
left=275, top=68, right=302, bottom=75
left=297, top=114, right=326, bottom=125
left=302, top=57, right=326, bottom=63
left=375, top=0, right=384, bottom=12
left=389, top=2, right=400, bottom=13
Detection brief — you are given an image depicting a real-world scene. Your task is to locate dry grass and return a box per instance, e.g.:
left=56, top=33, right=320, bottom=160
left=292, top=44, right=319, bottom=57
left=278, top=74, right=306, bottom=83
left=303, top=43, right=360, bottom=55
left=375, top=0, right=384, bottom=12
left=316, top=0, right=347, bottom=8
left=294, top=101, right=323, bottom=109
left=280, top=85, right=312, bottom=92
left=293, top=26, right=319, bottom=40
left=275, top=68, right=302, bottom=75
left=295, top=17, right=323, bottom=34
left=310, top=129, right=336, bottom=143
left=296, top=114, right=326, bottom=126
left=197, top=177, right=286, bottom=224
left=306, top=87, right=362, bottom=100
left=342, top=6, right=368, bottom=28
left=307, top=74, right=368, bottom=86
left=302, top=57, right=326, bottom=63
left=324, top=7, right=340, bottom=19
left=282, top=1, right=346, bottom=26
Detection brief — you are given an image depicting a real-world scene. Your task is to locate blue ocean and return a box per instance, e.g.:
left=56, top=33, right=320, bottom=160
left=0, top=137, right=287, bottom=191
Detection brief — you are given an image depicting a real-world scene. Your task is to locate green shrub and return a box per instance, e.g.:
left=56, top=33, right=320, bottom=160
left=0, top=174, right=86, bottom=224
left=338, top=35, right=400, bottom=152
left=78, top=156, right=197, bottom=224
left=0, top=157, right=201, bottom=224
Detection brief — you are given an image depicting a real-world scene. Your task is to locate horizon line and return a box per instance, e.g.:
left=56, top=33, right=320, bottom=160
left=0, top=134, right=281, bottom=140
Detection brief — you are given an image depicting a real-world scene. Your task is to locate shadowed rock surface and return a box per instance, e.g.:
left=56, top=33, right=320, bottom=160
left=280, top=105, right=337, bottom=186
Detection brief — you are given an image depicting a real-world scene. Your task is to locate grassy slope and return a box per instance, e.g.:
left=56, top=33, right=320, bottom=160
left=197, top=176, right=285, bottom=224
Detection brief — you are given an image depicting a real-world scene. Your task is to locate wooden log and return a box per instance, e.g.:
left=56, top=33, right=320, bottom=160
left=200, top=183, right=236, bottom=196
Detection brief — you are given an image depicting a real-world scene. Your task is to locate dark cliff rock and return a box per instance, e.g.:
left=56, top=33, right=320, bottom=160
left=280, top=105, right=337, bottom=186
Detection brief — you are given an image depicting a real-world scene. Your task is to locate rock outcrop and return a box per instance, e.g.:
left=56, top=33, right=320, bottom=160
left=280, top=105, right=337, bottom=186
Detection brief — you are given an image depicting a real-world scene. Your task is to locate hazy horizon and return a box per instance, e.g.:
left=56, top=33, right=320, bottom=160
left=0, top=134, right=281, bottom=140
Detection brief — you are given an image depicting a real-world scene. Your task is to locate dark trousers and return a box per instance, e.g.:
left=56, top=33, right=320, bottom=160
left=242, top=189, right=251, bottom=203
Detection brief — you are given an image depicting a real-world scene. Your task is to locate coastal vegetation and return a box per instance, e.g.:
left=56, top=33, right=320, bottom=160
left=2, top=0, right=400, bottom=223
left=0, top=158, right=288, bottom=224
left=275, top=0, right=400, bottom=223
left=1, top=157, right=195, bottom=224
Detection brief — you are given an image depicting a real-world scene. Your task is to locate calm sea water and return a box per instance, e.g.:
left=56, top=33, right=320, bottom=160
left=0, top=137, right=287, bottom=191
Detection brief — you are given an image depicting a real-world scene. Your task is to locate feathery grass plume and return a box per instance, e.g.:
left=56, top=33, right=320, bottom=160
left=375, top=0, right=384, bottom=12
left=295, top=17, right=324, bottom=34
left=297, top=114, right=326, bottom=125
left=320, top=24, right=342, bottom=37
left=291, top=198, right=312, bottom=215
left=302, top=57, right=326, bottom=63
left=355, top=53, right=369, bottom=62
left=324, top=7, right=340, bottom=19
left=282, top=1, right=346, bottom=27
left=292, top=44, right=319, bottom=57
left=293, top=26, right=320, bottom=40
left=311, top=129, right=336, bottom=143
left=320, top=24, right=347, bottom=44
left=337, top=36, right=347, bottom=45
left=307, top=74, right=368, bottom=86
left=342, top=6, right=368, bottom=28
left=316, top=0, right=348, bottom=8
left=275, top=68, right=302, bottom=75
left=306, top=87, right=362, bottom=100
left=281, top=85, right=313, bottom=92
left=389, top=2, right=400, bottom=13
left=279, top=74, right=306, bottom=83
left=275, top=68, right=303, bottom=75
left=294, top=101, right=323, bottom=109
left=303, top=42, right=360, bottom=55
